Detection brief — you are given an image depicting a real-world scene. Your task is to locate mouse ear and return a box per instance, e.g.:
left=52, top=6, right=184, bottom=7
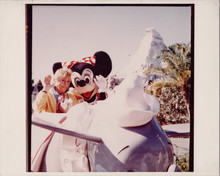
left=52, top=62, right=62, bottom=74
left=93, top=51, right=112, bottom=77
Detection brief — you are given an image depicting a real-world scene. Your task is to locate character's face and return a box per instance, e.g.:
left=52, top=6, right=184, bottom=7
left=71, top=68, right=98, bottom=100
left=54, top=75, right=71, bottom=94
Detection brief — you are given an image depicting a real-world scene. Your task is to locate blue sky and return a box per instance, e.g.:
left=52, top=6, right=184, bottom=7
left=32, top=5, right=191, bottom=82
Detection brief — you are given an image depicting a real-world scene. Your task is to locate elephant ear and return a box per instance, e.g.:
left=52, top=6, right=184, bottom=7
left=93, top=51, right=112, bottom=78
left=52, top=62, right=62, bottom=74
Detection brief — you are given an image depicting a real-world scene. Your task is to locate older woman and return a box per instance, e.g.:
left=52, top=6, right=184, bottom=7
left=33, top=68, right=78, bottom=113
left=31, top=68, right=82, bottom=172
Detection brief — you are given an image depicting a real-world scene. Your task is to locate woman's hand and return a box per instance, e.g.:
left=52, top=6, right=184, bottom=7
left=42, top=75, right=53, bottom=92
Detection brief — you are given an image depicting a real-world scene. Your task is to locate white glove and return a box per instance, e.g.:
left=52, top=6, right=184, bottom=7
left=94, top=75, right=107, bottom=93
left=59, top=97, right=73, bottom=113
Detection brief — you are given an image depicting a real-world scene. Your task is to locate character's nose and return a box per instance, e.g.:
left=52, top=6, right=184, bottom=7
left=77, top=80, right=86, bottom=87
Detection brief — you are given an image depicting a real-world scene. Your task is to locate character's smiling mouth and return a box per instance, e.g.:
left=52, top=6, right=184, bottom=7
left=81, top=89, right=94, bottom=100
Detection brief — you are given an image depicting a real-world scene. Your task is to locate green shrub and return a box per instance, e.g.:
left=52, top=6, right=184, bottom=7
left=176, top=153, right=189, bottom=172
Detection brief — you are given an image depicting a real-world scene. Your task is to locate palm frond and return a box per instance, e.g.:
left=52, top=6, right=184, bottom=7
left=163, top=55, right=180, bottom=75
left=145, top=67, right=166, bottom=77
left=181, top=70, right=191, bottom=82
left=147, top=77, right=181, bottom=95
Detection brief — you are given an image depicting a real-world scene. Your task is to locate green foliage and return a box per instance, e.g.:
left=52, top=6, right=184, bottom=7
left=145, top=43, right=192, bottom=125
left=155, top=86, right=190, bottom=125
left=176, top=153, right=189, bottom=172
left=146, top=43, right=191, bottom=94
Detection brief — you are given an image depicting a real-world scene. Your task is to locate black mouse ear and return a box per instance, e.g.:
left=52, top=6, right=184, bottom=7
left=94, top=51, right=112, bottom=77
left=52, top=62, right=62, bottom=74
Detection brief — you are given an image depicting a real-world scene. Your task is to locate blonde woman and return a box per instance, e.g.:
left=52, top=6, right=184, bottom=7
left=31, top=68, right=83, bottom=172
left=33, top=68, right=78, bottom=113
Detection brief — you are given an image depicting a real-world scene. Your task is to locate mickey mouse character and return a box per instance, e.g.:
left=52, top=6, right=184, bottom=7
left=52, top=51, right=112, bottom=105
left=51, top=51, right=112, bottom=171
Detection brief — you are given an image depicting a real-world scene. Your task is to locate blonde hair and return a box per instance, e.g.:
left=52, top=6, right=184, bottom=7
left=53, top=68, right=72, bottom=82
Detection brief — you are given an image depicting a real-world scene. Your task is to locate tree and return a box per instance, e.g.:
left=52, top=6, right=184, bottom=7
left=145, top=43, right=192, bottom=125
